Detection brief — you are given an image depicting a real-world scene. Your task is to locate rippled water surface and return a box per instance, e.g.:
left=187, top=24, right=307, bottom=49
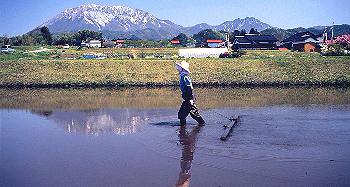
left=1, top=87, right=350, bottom=187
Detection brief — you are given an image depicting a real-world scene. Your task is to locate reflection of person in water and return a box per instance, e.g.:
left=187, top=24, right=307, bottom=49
left=175, top=125, right=203, bottom=187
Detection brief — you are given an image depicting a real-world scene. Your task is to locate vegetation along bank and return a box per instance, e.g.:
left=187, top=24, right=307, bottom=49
left=1, top=48, right=349, bottom=88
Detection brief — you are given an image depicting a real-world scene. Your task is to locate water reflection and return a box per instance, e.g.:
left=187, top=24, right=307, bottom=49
left=176, top=125, right=204, bottom=187
left=1, top=87, right=349, bottom=110
left=31, top=109, right=175, bottom=135
left=2, top=104, right=349, bottom=186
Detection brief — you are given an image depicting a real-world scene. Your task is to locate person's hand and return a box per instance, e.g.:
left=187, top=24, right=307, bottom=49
left=190, top=100, right=194, bottom=105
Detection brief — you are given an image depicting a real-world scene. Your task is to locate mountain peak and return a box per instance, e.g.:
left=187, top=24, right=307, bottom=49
left=37, top=4, right=274, bottom=40
left=186, top=17, right=273, bottom=34
left=218, top=17, right=273, bottom=32
left=40, top=4, right=167, bottom=32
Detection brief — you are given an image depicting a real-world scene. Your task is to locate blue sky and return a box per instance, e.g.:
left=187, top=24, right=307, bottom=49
left=1, top=0, right=349, bottom=37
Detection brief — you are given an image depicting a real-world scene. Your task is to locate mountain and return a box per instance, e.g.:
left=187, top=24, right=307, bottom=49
left=36, top=4, right=275, bottom=40
left=186, top=17, right=273, bottom=34
left=39, top=4, right=186, bottom=39
left=33, top=4, right=350, bottom=40
left=261, top=24, right=350, bottom=41
left=40, top=4, right=181, bottom=32
left=186, top=23, right=212, bottom=34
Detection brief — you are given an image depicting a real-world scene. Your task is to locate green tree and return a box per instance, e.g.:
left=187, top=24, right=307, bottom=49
left=40, top=26, right=53, bottom=45
left=228, top=30, right=241, bottom=43
left=172, top=33, right=188, bottom=46
left=260, top=28, right=291, bottom=41
left=233, top=30, right=240, bottom=36
left=34, top=33, right=44, bottom=45
left=74, top=30, right=103, bottom=41
left=22, top=34, right=35, bottom=46
left=240, top=29, right=247, bottom=36
left=2, top=34, right=9, bottom=45
left=55, top=34, right=74, bottom=45
left=192, top=29, right=224, bottom=45
left=29, top=30, right=44, bottom=45
left=10, top=35, right=23, bottom=46
left=249, top=28, right=259, bottom=34
left=159, top=38, right=170, bottom=47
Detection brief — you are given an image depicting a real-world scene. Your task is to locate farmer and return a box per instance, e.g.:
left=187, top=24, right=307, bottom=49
left=174, top=61, right=205, bottom=126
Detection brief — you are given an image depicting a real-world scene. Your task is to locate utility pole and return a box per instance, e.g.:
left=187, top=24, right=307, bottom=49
left=226, top=33, right=230, bottom=48
left=323, top=26, right=328, bottom=44
left=331, top=22, right=334, bottom=39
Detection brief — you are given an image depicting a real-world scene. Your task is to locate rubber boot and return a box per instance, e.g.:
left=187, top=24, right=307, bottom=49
left=190, top=111, right=205, bottom=126
left=194, top=116, right=205, bottom=126
left=180, top=119, right=186, bottom=126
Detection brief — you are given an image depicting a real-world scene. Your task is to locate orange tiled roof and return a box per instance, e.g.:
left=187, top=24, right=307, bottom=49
left=207, top=40, right=222, bottom=43
left=171, top=40, right=180, bottom=44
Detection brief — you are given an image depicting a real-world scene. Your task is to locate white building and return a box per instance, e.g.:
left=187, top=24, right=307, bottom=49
left=87, top=40, right=102, bottom=48
left=178, top=48, right=229, bottom=58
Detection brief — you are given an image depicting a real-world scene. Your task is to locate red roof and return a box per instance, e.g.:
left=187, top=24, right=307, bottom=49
left=171, top=40, right=180, bottom=44
left=207, top=40, right=222, bottom=43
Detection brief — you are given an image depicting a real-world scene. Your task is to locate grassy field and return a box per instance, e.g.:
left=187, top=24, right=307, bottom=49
left=1, top=47, right=349, bottom=87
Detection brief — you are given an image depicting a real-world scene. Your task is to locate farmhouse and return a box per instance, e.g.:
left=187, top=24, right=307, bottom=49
left=112, top=39, right=124, bottom=48
left=233, top=34, right=277, bottom=50
left=178, top=48, right=229, bottom=58
left=171, top=40, right=180, bottom=46
left=103, top=41, right=116, bottom=48
left=282, top=31, right=323, bottom=52
left=87, top=40, right=102, bottom=48
left=206, top=40, right=224, bottom=48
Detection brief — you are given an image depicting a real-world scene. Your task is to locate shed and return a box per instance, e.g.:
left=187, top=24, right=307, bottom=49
left=111, top=39, right=125, bottom=48
left=207, top=40, right=224, bottom=48
left=88, top=40, right=102, bottom=48
left=171, top=40, right=180, bottom=46
left=102, top=41, right=117, bottom=48
left=178, top=48, right=229, bottom=58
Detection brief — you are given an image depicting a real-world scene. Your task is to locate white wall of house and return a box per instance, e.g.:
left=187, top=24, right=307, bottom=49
left=179, top=48, right=229, bottom=58
left=208, top=43, right=223, bottom=48
left=88, top=40, right=102, bottom=48
left=294, top=38, right=317, bottom=45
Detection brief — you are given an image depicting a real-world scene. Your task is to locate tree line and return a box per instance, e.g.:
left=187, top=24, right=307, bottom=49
left=1, top=27, right=103, bottom=47
left=1, top=26, right=260, bottom=47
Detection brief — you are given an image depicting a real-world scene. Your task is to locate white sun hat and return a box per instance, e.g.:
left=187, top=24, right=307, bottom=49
left=174, top=61, right=191, bottom=73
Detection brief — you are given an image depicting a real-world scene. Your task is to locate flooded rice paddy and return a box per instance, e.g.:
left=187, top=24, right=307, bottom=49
left=1, top=87, right=350, bottom=187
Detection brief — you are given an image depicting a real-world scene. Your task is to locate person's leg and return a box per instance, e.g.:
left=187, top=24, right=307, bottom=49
left=180, top=119, right=186, bottom=126
left=178, top=101, right=191, bottom=125
left=189, top=104, right=205, bottom=125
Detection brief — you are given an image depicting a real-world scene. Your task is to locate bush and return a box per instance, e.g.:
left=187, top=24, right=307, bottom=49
left=321, top=44, right=349, bottom=56
left=322, top=34, right=350, bottom=56
left=219, top=50, right=246, bottom=58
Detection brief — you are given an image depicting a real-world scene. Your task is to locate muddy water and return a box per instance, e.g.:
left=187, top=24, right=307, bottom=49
left=1, top=87, right=350, bottom=187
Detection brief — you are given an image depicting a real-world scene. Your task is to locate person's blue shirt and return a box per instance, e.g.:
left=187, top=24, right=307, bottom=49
left=179, top=72, right=193, bottom=101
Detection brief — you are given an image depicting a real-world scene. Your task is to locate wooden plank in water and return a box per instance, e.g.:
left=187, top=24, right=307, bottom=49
left=220, top=116, right=241, bottom=141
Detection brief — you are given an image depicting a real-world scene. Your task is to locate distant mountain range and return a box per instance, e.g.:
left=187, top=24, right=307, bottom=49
left=36, top=4, right=350, bottom=40
left=37, top=4, right=274, bottom=40
left=261, top=24, right=350, bottom=41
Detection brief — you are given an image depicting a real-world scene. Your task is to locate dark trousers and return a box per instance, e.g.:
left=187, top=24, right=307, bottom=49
left=178, top=100, right=205, bottom=125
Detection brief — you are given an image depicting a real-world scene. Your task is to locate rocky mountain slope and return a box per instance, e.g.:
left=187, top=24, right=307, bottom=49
left=37, top=4, right=274, bottom=40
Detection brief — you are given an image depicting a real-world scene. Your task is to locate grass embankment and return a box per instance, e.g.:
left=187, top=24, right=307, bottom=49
left=1, top=48, right=349, bottom=87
